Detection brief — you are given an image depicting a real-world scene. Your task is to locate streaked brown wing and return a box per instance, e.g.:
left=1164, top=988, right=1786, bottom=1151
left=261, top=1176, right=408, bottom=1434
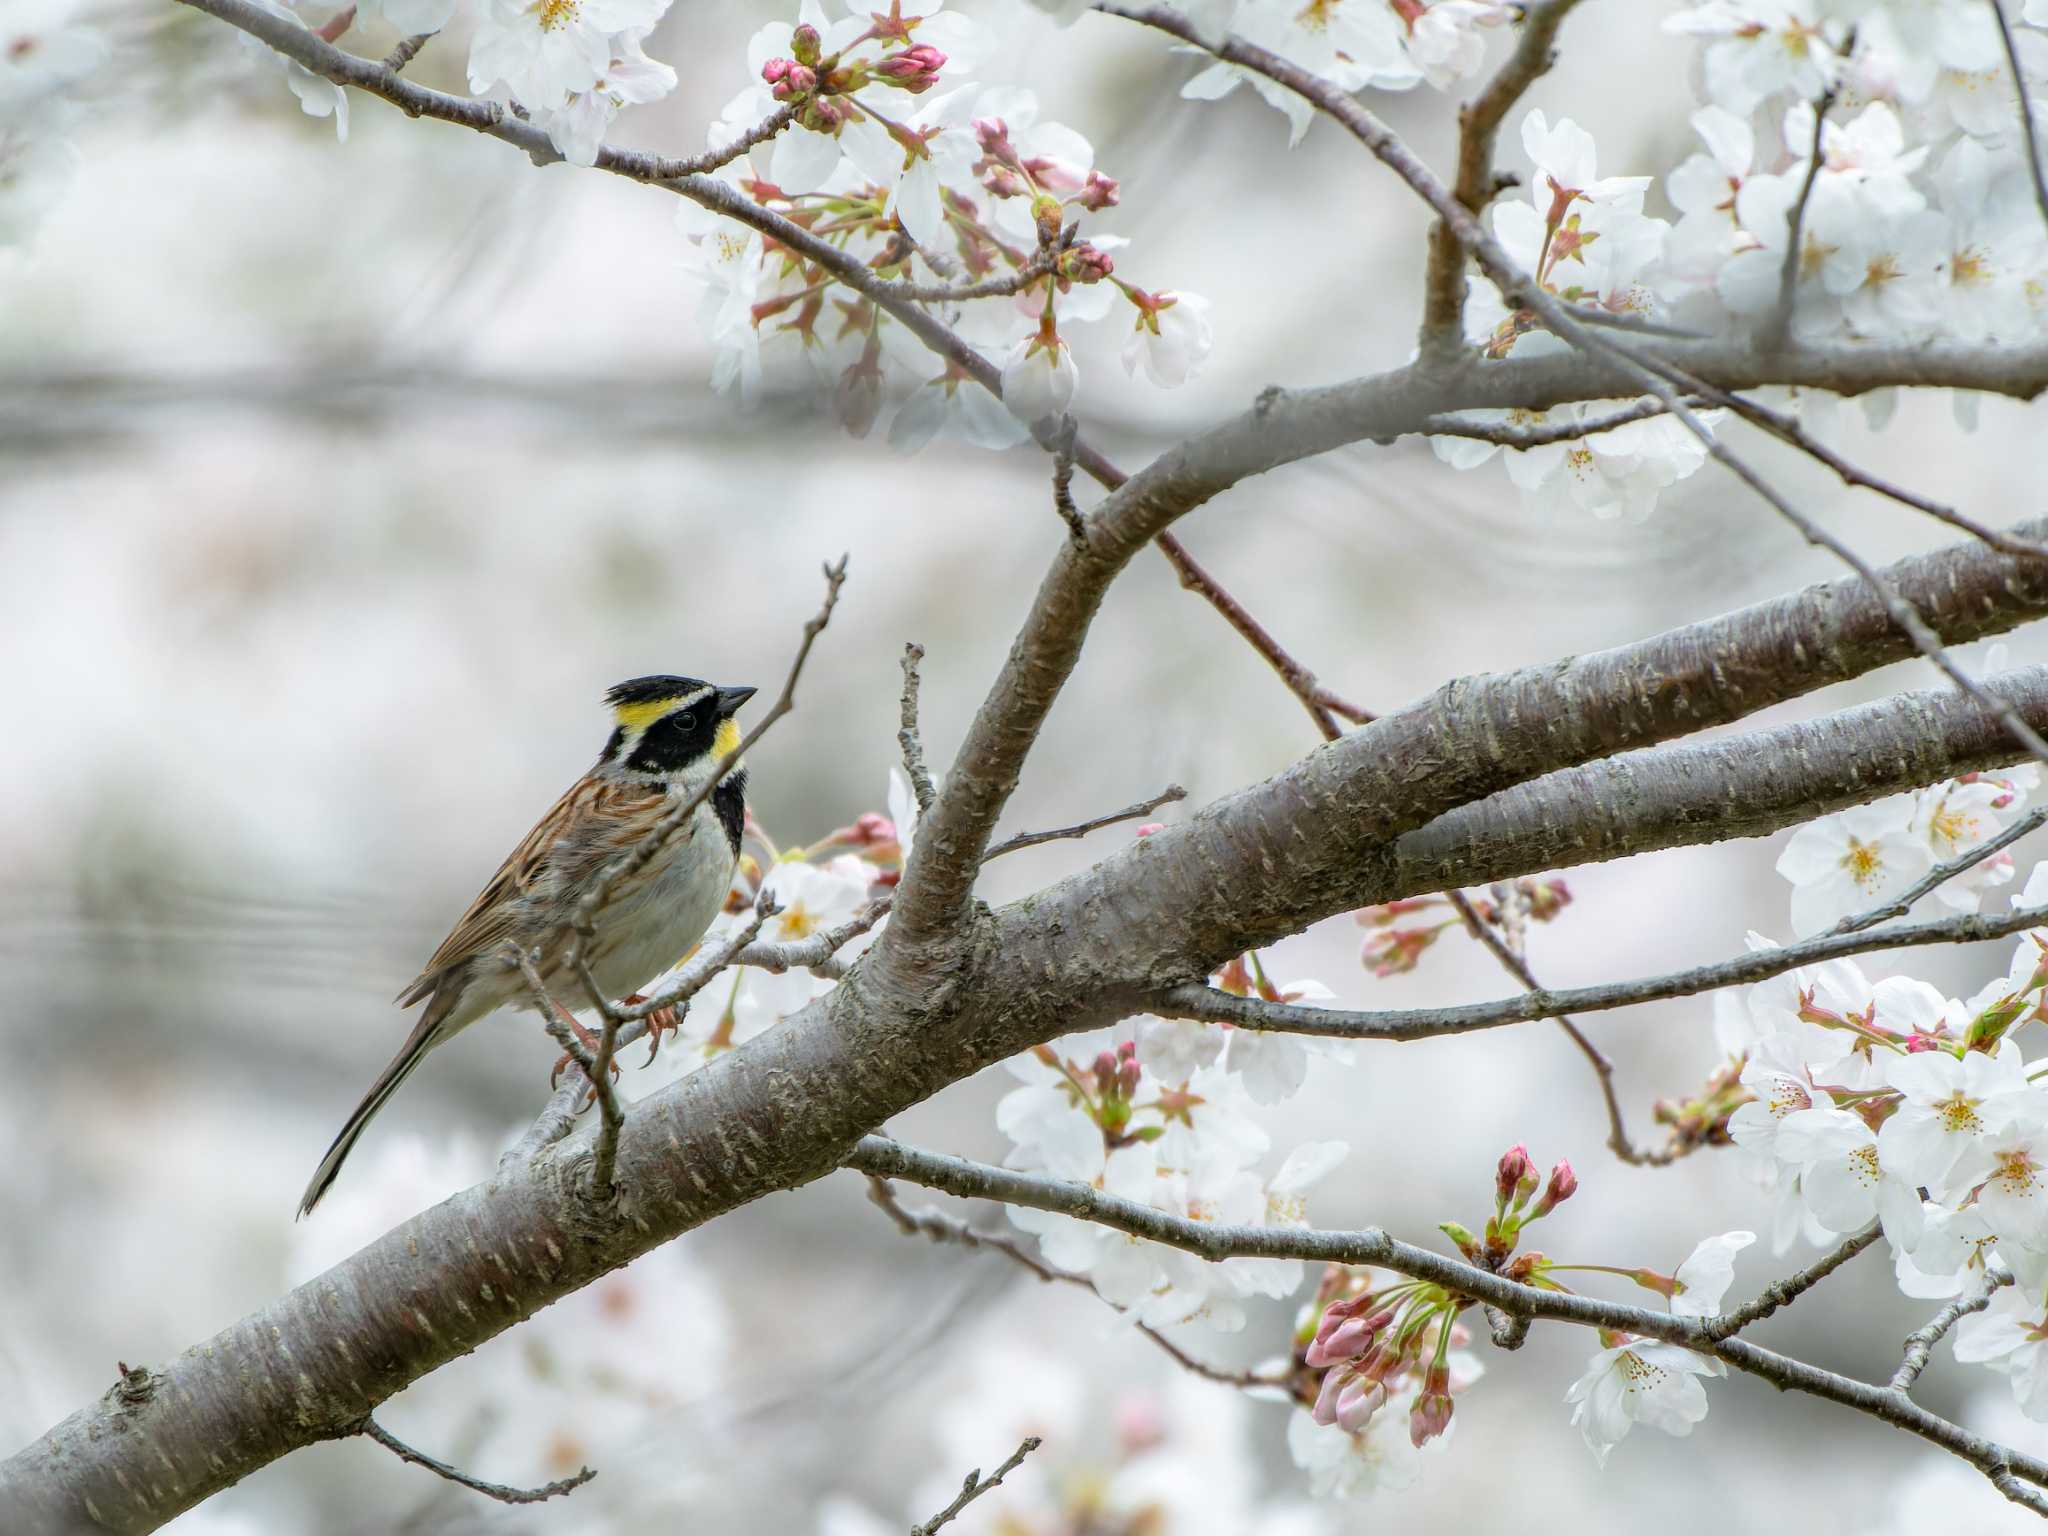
left=394, top=774, right=671, bottom=1005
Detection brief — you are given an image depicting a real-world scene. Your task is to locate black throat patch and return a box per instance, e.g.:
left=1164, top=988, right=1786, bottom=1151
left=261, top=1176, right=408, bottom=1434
left=712, top=771, right=747, bottom=859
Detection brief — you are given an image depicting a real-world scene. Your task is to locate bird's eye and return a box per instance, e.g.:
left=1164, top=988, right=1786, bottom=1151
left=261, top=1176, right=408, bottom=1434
left=673, top=712, right=697, bottom=732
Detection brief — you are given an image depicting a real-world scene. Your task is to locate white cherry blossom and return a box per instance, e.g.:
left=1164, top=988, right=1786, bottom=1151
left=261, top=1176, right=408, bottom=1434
left=1877, top=1041, right=2031, bottom=1199
left=1566, top=1340, right=1726, bottom=1466
left=1953, top=1284, right=2048, bottom=1419
left=1775, top=794, right=1933, bottom=937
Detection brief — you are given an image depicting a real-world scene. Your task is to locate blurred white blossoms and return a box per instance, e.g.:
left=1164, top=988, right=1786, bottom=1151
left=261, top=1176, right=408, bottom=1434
left=0, top=0, right=106, bottom=247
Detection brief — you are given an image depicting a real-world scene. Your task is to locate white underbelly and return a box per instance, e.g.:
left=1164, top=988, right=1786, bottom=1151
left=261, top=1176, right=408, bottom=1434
left=589, top=809, right=735, bottom=1000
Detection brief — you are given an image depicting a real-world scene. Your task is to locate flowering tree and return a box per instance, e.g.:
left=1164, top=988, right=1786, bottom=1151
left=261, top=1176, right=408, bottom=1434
left=15, top=0, right=2048, bottom=1529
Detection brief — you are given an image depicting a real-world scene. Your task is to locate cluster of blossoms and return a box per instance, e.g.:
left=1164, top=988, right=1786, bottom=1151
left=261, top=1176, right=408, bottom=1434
left=1647, top=849, right=2048, bottom=1429
left=250, top=0, right=681, bottom=163
left=1776, top=764, right=2039, bottom=936
left=0, top=1, right=106, bottom=249
left=676, top=1, right=1213, bottom=446
left=1425, top=0, right=2048, bottom=517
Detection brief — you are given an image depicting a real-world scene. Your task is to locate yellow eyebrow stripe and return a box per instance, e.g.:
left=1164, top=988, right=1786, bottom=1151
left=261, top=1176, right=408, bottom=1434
left=612, top=697, right=680, bottom=733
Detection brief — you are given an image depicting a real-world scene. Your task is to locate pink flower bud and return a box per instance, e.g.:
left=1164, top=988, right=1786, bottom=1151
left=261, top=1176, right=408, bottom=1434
left=973, top=116, right=1014, bottom=158
left=790, top=23, right=821, bottom=64
left=872, top=43, right=946, bottom=91
left=1523, top=876, right=1572, bottom=922
left=1059, top=244, right=1115, bottom=284
left=1076, top=169, right=1120, bottom=211
left=1134, top=822, right=1164, bottom=837
left=1117, top=1056, right=1141, bottom=1098
left=1092, top=1049, right=1120, bottom=1092
left=981, top=165, right=1026, bottom=198
left=1495, top=1144, right=1535, bottom=1209
left=1531, top=1158, right=1578, bottom=1218
left=1409, top=1367, right=1454, bottom=1448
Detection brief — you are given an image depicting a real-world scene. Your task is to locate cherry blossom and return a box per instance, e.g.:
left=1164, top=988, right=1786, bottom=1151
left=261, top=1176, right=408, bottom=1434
left=1876, top=1041, right=2031, bottom=1200
left=1565, top=1338, right=1727, bottom=1465
left=1775, top=794, right=1933, bottom=937
left=1953, top=1284, right=2048, bottom=1419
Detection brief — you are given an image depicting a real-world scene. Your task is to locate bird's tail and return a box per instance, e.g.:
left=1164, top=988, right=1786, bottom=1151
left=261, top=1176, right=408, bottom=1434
left=297, top=1004, right=447, bottom=1218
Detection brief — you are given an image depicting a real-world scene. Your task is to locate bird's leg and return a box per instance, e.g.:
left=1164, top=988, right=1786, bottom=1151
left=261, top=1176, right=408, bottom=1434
left=618, top=992, right=686, bottom=1065
left=545, top=998, right=620, bottom=1105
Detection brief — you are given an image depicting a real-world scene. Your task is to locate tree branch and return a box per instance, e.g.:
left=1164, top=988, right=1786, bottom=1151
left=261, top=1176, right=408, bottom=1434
left=1157, top=902, right=2048, bottom=1043
left=983, top=784, right=1187, bottom=860
left=356, top=1417, right=594, bottom=1506
left=911, top=1436, right=1042, bottom=1536
left=1891, top=1269, right=2013, bottom=1393
left=1991, top=0, right=2048, bottom=238
left=898, top=642, right=937, bottom=818
left=1418, top=0, right=1586, bottom=354
left=844, top=1137, right=2048, bottom=1497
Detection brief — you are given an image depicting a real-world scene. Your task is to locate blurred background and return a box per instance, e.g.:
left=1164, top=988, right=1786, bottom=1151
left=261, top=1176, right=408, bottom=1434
left=7, top=1, right=2048, bottom=1531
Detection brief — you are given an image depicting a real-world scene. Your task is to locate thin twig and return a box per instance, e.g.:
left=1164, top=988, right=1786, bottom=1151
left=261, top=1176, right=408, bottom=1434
left=732, top=899, right=887, bottom=975
left=1703, top=1224, right=1882, bottom=1341
left=1833, top=806, right=2048, bottom=934
left=358, top=1417, right=595, bottom=1506
left=861, top=1176, right=1289, bottom=1392
left=1891, top=1269, right=2013, bottom=1392
left=911, top=1437, right=1043, bottom=1536
left=509, top=895, right=782, bottom=1162
left=1991, top=0, right=2048, bottom=239
left=1151, top=530, right=1374, bottom=732
left=898, top=643, right=937, bottom=818
left=1422, top=397, right=1676, bottom=447
left=983, top=785, right=1187, bottom=861
left=1154, top=903, right=2048, bottom=1041
left=1448, top=888, right=1682, bottom=1167
left=1720, top=391, right=2048, bottom=562
left=1050, top=415, right=1084, bottom=544
left=874, top=247, right=1060, bottom=305
left=381, top=31, right=432, bottom=72
left=1766, top=85, right=1835, bottom=351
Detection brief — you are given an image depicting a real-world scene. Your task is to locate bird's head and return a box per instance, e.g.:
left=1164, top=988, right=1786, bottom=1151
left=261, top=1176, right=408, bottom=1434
left=600, top=675, right=757, bottom=790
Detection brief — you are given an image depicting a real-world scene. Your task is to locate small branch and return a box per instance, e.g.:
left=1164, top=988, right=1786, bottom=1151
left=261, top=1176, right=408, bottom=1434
left=846, top=1137, right=2048, bottom=1502
left=1422, top=397, right=1676, bottom=448
left=1991, top=0, right=2048, bottom=238
left=1484, top=1306, right=1531, bottom=1350
left=1833, top=805, right=2048, bottom=934
left=1702, top=1224, right=1882, bottom=1341
left=911, top=1437, right=1043, bottom=1536
left=1153, top=903, right=2048, bottom=1042
left=511, top=894, right=781, bottom=1162
left=983, top=785, right=1187, bottom=861
left=1722, top=392, right=2048, bottom=562
left=861, top=1176, right=1287, bottom=1392
left=1447, top=888, right=1680, bottom=1167
left=357, top=1417, right=594, bottom=1506
left=1766, top=85, right=1835, bottom=351
left=1418, top=0, right=1586, bottom=355
left=1050, top=415, right=1085, bottom=544
left=731, top=899, right=886, bottom=976
left=898, top=643, right=936, bottom=818
left=1152, top=530, right=1374, bottom=734
left=1891, top=1270, right=2013, bottom=1393
left=380, top=31, right=432, bottom=72
left=873, top=247, right=1059, bottom=305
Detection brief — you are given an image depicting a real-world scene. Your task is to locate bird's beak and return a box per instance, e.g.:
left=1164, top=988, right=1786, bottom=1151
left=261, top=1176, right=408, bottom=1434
left=716, top=684, right=759, bottom=716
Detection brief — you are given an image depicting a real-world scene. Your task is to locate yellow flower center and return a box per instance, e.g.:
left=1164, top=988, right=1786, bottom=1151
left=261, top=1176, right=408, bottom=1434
left=535, top=0, right=580, bottom=31
left=1936, top=1090, right=1984, bottom=1134
left=1840, top=836, right=1885, bottom=889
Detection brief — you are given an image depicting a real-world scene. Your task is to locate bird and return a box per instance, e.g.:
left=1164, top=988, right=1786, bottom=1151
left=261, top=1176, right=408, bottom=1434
left=297, top=674, right=758, bottom=1217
